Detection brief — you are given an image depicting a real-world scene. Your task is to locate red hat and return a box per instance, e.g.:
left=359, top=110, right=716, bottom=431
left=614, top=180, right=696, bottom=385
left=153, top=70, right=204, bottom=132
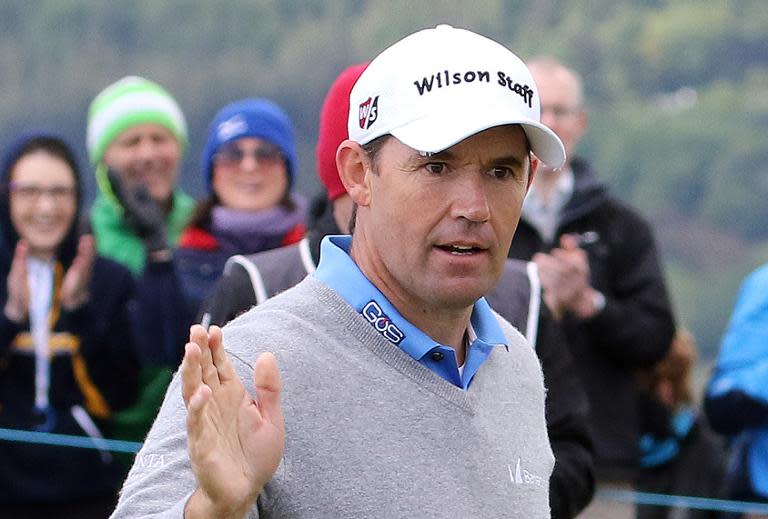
left=316, top=63, right=369, bottom=201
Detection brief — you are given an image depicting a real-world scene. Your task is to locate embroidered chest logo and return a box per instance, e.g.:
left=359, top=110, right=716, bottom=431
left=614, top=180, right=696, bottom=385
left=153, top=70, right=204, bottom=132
left=362, top=300, right=405, bottom=345
left=508, top=458, right=544, bottom=487
left=358, top=96, right=379, bottom=129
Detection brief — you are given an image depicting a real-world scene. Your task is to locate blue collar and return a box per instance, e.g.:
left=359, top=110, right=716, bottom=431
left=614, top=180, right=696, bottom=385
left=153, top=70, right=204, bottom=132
left=313, top=235, right=509, bottom=388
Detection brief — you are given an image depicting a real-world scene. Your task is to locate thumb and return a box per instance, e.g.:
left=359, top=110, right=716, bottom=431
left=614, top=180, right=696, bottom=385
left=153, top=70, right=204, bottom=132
left=559, top=233, right=580, bottom=250
left=253, top=352, right=282, bottom=424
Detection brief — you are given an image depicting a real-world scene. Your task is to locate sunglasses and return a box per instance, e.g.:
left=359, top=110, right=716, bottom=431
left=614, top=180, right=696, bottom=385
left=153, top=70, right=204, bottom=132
left=9, top=182, right=76, bottom=203
left=214, top=143, right=284, bottom=168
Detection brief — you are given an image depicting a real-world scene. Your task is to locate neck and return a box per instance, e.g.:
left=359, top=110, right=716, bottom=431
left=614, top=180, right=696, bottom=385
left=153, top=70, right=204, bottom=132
left=349, top=235, right=472, bottom=361
left=28, top=249, right=55, bottom=262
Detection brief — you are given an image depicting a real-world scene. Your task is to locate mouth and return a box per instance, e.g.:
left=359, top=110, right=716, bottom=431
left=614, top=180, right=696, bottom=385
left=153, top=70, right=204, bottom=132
left=435, top=243, right=487, bottom=256
left=237, top=182, right=264, bottom=192
left=30, top=220, right=62, bottom=231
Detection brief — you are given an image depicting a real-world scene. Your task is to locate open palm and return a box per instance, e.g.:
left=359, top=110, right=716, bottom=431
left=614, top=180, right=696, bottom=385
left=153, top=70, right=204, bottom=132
left=182, top=324, right=285, bottom=516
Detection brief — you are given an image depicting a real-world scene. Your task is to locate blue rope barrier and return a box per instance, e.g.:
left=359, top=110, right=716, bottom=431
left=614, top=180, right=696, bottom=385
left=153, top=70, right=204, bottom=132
left=598, top=487, right=768, bottom=515
left=3, top=429, right=768, bottom=515
left=0, top=427, right=143, bottom=454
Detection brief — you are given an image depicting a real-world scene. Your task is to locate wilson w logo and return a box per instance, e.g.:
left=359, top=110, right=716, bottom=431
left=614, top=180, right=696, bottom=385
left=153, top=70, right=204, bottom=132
left=358, top=96, right=379, bottom=129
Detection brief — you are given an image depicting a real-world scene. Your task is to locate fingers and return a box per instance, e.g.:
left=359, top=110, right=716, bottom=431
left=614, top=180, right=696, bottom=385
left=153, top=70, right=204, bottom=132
left=186, top=383, right=213, bottom=445
left=4, top=241, right=29, bottom=322
left=559, top=233, right=580, bottom=249
left=190, top=325, right=221, bottom=391
left=11, top=240, right=28, bottom=277
left=253, top=352, right=282, bottom=426
left=68, top=234, right=96, bottom=286
left=181, top=341, right=204, bottom=407
left=208, top=325, right=237, bottom=383
left=77, top=234, right=96, bottom=268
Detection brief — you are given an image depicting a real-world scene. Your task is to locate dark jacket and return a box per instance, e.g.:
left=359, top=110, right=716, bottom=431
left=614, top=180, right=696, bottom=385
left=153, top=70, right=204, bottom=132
left=508, top=157, right=676, bottom=480
left=177, top=221, right=304, bottom=317
left=201, top=196, right=595, bottom=519
left=0, top=256, right=139, bottom=502
left=635, top=399, right=727, bottom=519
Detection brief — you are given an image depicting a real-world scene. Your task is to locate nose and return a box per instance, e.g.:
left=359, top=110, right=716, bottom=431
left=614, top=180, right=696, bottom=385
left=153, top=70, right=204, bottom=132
left=451, top=172, right=490, bottom=223
left=35, top=191, right=57, bottom=213
left=239, top=152, right=259, bottom=173
left=136, top=137, right=159, bottom=162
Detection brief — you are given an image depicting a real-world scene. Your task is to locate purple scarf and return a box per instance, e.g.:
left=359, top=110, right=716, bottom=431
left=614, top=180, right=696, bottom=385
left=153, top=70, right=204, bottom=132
left=210, top=193, right=307, bottom=256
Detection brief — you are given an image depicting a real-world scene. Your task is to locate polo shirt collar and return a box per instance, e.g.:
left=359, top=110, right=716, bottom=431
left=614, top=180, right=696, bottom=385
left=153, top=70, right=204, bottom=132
left=313, top=235, right=508, bottom=363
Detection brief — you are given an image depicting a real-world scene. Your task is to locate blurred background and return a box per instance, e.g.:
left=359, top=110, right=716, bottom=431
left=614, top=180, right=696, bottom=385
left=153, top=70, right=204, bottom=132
left=0, top=0, right=766, bottom=379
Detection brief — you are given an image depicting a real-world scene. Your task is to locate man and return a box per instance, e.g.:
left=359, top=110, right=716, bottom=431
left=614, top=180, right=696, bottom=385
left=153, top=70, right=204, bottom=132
left=87, top=75, right=194, bottom=275
left=507, top=57, right=675, bottom=510
left=86, top=77, right=194, bottom=448
left=202, top=63, right=594, bottom=518
left=111, top=26, right=566, bottom=518
left=86, top=75, right=193, bottom=368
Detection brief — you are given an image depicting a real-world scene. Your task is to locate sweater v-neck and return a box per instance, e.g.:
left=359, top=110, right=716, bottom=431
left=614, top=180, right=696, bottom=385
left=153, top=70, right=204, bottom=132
left=308, top=277, right=479, bottom=413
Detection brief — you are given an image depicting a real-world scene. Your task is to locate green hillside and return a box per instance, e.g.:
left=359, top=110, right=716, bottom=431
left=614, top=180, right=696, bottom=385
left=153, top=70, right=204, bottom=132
left=1, top=0, right=766, bottom=359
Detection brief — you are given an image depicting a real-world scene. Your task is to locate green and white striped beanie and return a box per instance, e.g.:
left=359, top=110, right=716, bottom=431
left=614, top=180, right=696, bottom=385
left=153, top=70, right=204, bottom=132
left=86, top=75, right=188, bottom=165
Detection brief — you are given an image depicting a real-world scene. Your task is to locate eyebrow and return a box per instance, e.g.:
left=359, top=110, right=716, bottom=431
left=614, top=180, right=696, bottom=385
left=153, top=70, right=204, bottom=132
left=414, top=149, right=527, bottom=167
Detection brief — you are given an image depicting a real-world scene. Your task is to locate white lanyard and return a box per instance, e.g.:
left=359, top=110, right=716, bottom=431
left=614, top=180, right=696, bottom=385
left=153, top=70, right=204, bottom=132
left=27, top=257, right=54, bottom=411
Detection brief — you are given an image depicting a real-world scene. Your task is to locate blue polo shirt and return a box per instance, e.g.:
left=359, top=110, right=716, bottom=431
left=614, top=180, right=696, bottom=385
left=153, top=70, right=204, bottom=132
left=313, top=235, right=508, bottom=389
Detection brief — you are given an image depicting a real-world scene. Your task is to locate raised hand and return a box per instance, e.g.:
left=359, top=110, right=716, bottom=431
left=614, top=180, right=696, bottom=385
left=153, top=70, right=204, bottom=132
left=534, top=234, right=599, bottom=320
left=60, top=234, right=95, bottom=311
left=107, top=168, right=168, bottom=253
left=4, top=240, right=30, bottom=323
left=182, top=325, right=285, bottom=519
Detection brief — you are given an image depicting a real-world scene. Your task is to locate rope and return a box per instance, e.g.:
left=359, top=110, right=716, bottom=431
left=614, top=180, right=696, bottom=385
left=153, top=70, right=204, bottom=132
left=0, top=426, right=142, bottom=454
left=597, top=487, right=768, bottom=514
left=3, top=428, right=768, bottom=515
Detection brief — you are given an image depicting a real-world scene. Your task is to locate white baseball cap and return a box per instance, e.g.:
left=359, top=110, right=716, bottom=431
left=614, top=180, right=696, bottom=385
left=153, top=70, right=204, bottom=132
left=348, top=25, right=565, bottom=168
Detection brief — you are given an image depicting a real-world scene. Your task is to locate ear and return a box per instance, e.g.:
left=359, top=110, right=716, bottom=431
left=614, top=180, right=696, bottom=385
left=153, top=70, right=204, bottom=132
left=336, top=140, right=372, bottom=207
left=526, top=154, right=539, bottom=191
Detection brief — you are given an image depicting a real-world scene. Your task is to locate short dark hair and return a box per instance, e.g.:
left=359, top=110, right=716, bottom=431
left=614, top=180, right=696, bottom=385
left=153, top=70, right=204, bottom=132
left=360, top=134, right=391, bottom=171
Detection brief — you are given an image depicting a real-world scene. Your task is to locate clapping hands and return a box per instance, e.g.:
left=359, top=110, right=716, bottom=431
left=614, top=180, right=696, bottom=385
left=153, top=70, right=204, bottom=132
left=534, top=234, right=602, bottom=320
left=3, top=235, right=95, bottom=323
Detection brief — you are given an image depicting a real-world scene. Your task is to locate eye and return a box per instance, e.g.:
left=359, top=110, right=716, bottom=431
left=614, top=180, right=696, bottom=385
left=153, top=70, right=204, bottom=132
left=489, top=166, right=515, bottom=180
left=152, top=133, right=171, bottom=145
left=122, top=136, right=141, bottom=147
left=424, top=162, right=446, bottom=175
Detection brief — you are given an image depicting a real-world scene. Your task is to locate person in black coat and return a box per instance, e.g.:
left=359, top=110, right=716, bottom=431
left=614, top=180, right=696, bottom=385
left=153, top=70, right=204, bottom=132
left=508, top=58, right=675, bottom=518
left=0, top=132, right=139, bottom=518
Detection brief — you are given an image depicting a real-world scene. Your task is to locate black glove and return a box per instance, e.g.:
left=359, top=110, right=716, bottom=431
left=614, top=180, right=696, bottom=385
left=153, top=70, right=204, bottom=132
left=107, top=168, right=169, bottom=253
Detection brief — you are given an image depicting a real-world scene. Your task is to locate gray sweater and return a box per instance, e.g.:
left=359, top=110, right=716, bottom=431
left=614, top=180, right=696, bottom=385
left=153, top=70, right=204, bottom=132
left=111, top=277, right=553, bottom=518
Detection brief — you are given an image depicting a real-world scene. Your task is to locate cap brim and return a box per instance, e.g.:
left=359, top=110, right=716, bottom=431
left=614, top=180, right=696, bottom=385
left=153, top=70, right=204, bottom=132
left=390, top=108, right=565, bottom=169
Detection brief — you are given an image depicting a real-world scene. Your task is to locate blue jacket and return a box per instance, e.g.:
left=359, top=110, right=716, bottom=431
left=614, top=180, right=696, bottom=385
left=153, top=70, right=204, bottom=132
left=706, top=263, right=768, bottom=499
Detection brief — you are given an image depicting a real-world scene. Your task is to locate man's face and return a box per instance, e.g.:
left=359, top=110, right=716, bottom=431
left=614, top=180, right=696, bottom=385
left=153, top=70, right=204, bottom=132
left=529, top=66, right=586, bottom=168
left=352, top=125, right=534, bottom=312
left=102, top=123, right=181, bottom=204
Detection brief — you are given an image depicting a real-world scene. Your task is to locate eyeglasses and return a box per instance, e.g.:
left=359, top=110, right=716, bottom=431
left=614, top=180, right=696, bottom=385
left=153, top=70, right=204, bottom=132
left=9, top=182, right=76, bottom=203
left=540, top=105, right=582, bottom=119
left=214, top=143, right=284, bottom=168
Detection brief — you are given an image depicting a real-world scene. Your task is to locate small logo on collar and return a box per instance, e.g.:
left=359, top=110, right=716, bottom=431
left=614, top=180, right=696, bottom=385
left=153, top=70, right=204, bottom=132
left=362, top=300, right=405, bottom=345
